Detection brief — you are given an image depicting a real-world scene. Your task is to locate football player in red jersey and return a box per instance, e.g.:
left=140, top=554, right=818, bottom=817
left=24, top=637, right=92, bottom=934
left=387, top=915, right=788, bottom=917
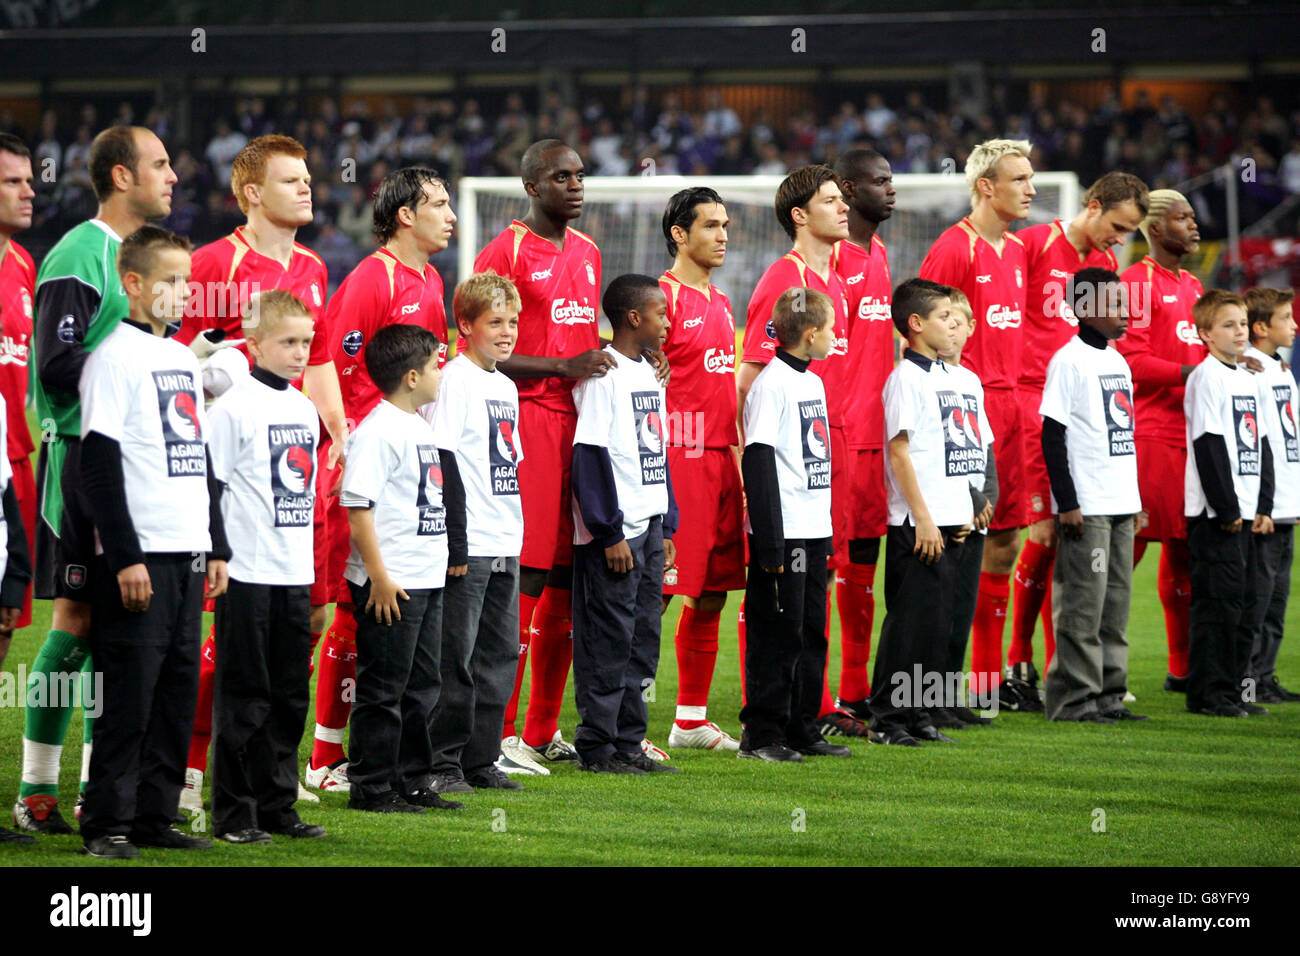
left=656, top=187, right=744, bottom=751
left=474, top=140, right=616, bottom=774
left=177, top=135, right=347, bottom=810
left=1010, top=172, right=1147, bottom=692
left=919, top=139, right=1036, bottom=710
left=736, top=165, right=866, bottom=740
left=1116, top=190, right=1207, bottom=693
left=0, top=134, right=36, bottom=664
left=826, top=148, right=895, bottom=724
left=305, top=166, right=456, bottom=793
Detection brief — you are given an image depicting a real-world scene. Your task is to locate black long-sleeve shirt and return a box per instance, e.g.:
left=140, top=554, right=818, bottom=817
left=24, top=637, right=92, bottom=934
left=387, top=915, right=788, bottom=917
left=438, top=448, right=469, bottom=566
left=0, top=481, right=31, bottom=609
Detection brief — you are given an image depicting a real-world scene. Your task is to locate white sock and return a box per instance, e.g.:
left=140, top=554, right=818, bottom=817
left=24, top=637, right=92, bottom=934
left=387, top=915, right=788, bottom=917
left=80, top=742, right=92, bottom=787
left=20, top=739, right=62, bottom=788
left=675, top=705, right=707, bottom=723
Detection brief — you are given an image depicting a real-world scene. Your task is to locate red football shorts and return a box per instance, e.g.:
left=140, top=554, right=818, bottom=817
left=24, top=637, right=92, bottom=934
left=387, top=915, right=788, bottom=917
left=829, top=424, right=852, bottom=569
left=1135, top=437, right=1187, bottom=541
left=1018, top=384, right=1053, bottom=524
left=850, top=447, right=889, bottom=541
left=11, top=456, right=34, bottom=629
left=518, top=402, right=577, bottom=571
left=663, top=446, right=745, bottom=597
left=985, top=386, right=1028, bottom=532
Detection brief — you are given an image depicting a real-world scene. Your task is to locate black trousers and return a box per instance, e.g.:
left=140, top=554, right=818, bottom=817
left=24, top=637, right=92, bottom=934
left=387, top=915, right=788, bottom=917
left=431, top=556, right=520, bottom=778
left=571, top=519, right=664, bottom=762
left=348, top=581, right=443, bottom=801
left=869, top=523, right=963, bottom=734
left=948, top=530, right=985, bottom=675
left=1249, top=522, right=1293, bottom=682
left=81, top=553, right=203, bottom=841
left=211, top=579, right=311, bottom=834
left=1187, top=518, right=1257, bottom=712
left=739, top=536, right=830, bottom=751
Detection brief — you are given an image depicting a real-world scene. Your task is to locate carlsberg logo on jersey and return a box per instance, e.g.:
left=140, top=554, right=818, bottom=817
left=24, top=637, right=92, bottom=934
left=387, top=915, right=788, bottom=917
left=486, top=399, right=521, bottom=495
left=1233, top=396, right=1260, bottom=475
left=1099, top=375, right=1136, bottom=456
left=415, top=444, right=447, bottom=535
left=798, top=399, right=831, bottom=489
left=938, top=390, right=985, bottom=476
left=633, top=391, right=666, bottom=485
left=153, top=370, right=205, bottom=477
left=1272, top=384, right=1298, bottom=463
left=703, top=348, right=734, bottom=374
left=550, top=298, right=596, bottom=325
left=985, top=305, right=1022, bottom=330
left=268, top=424, right=316, bottom=527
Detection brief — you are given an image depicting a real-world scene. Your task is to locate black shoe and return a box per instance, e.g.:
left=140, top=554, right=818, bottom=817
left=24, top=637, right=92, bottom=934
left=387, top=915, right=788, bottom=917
left=131, top=826, right=212, bottom=850
left=406, top=787, right=465, bottom=810
left=218, top=827, right=273, bottom=844
left=1100, top=707, right=1150, bottom=721
left=613, top=751, right=681, bottom=773
left=1164, top=674, right=1188, bottom=693
left=1075, top=711, right=1118, bottom=724
left=999, top=675, right=1045, bottom=713
left=465, top=767, right=525, bottom=790
left=737, top=744, right=804, bottom=762
left=430, top=771, right=476, bottom=794
left=912, top=725, right=956, bottom=742
left=815, top=711, right=870, bottom=737
left=931, top=707, right=970, bottom=730
left=834, top=697, right=871, bottom=722
left=82, top=835, right=140, bottom=859
left=1241, top=702, right=1269, bottom=716
left=267, top=821, right=326, bottom=838
left=796, top=740, right=852, bottom=757
left=0, top=828, right=36, bottom=844
left=868, top=728, right=921, bottom=747
left=1191, top=703, right=1247, bottom=717
left=349, top=791, right=426, bottom=813
left=1263, top=676, right=1300, bottom=702
left=953, top=706, right=993, bottom=726
left=577, top=754, right=647, bottom=774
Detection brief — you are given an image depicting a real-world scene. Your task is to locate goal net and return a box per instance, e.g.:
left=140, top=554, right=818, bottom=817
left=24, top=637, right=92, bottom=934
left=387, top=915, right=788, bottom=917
left=457, top=172, right=1081, bottom=330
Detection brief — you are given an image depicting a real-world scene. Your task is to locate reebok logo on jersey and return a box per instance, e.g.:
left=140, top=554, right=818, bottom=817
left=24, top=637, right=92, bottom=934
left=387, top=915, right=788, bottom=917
left=845, top=272, right=864, bottom=285
left=633, top=390, right=666, bottom=485
left=268, top=424, right=316, bottom=527
left=682, top=316, right=705, bottom=328
left=1163, top=294, right=1179, bottom=303
left=530, top=268, right=553, bottom=281
left=342, top=329, right=364, bottom=356
left=1273, top=384, right=1298, bottom=462
left=1175, top=320, right=1200, bottom=345
left=798, top=399, right=831, bottom=489
left=1099, top=375, right=1135, bottom=456
left=550, top=299, right=596, bottom=325
left=400, top=302, right=421, bottom=315
left=1049, top=269, right=1072, bottom=279
left=975, top=274, right=992, bottom=284
left=487, top=399, right=521, bottom=495
left=153, top=370, right=205, bottom=477
left=1233, top=396, right=1260, bottom=475
left=703, top=348, right=734, bottom=374
left=416, top=444, right=447, bottom=535
left=938, top=390, right=985, bottom=476
left=985, top=305, right=1022, bottom=330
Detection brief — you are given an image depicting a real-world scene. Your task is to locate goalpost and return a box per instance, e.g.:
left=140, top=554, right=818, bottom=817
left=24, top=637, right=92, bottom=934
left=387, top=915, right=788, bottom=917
left=458, top=172, right=1082, bottom=323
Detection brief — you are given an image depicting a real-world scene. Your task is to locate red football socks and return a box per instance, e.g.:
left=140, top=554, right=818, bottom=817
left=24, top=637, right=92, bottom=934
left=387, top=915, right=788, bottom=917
left=674, top=603, right=721, bottom=727
left=1009, top=541, right=1054, bottom=667
left=1158, top=540, right=1191, bottom=678
left=970, top=571, right=1011, bottom=695
left=836, top=563, right=875, bottom=702
left=187, top=627, right=217, bottom=772
left=311, top=608, right=357, bottom=770
left=521, top=585, right=572, bottom=748
left=502, top=591, right=540, bottom=740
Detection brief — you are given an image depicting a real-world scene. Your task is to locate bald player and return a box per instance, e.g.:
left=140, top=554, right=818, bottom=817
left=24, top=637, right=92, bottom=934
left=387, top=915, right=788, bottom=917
left=1010, top=172, right=1148, bottom=690
left=919, top=139, right=1035, bottom=711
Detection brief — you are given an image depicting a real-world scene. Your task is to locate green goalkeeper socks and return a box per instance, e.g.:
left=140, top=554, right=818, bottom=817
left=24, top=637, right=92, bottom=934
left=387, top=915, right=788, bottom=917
left=19, top=630, right=91, bottom=800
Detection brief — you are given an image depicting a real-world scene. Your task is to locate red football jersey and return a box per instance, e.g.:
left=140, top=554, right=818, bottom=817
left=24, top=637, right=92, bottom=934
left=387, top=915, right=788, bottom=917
left=1116, top=255, right=1206, bottom=445
left=179, top=226, right=331, bottom=367
left=659, top=271, right=738, bottom=449
left=741, top=250, right=851, bottom=427
left=0, top=240, right=35, bottom=460
left=329, top=248, right=449, bottom=424
left=474, top=221, right=601, bottom=414
left=831, top=235, right=893, bottom=450
left=919, top=218, right=1028, bottom=390
left=1019, top=220, right=1119, bottom=388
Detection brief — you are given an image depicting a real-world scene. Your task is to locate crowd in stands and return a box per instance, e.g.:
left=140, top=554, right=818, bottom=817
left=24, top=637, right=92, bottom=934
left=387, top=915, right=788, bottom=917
left=6, top=86, right=1298, bottom=278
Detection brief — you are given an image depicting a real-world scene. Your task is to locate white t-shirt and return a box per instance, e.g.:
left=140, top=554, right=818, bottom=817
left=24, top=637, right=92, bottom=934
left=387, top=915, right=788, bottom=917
left=882, top=352, right=980, bottom=528
left=945, top=361, right=995, bottom=535
left=743, top=353, right=833, bottom=540
left=1039, top=336, right=1142, bottom=516
left=571, top=345, right=669, bottom=544
left=208, top=372, right=320, bottom=585
left=423, top=354, right=525, bottom=557
left=1246, top=346, right=1300, bottom=522
left=80, top=323, right=212, bottom=554
left=341, top=400, right=448, bottom=590
left=1184, top=355, right=1268, bottom=520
